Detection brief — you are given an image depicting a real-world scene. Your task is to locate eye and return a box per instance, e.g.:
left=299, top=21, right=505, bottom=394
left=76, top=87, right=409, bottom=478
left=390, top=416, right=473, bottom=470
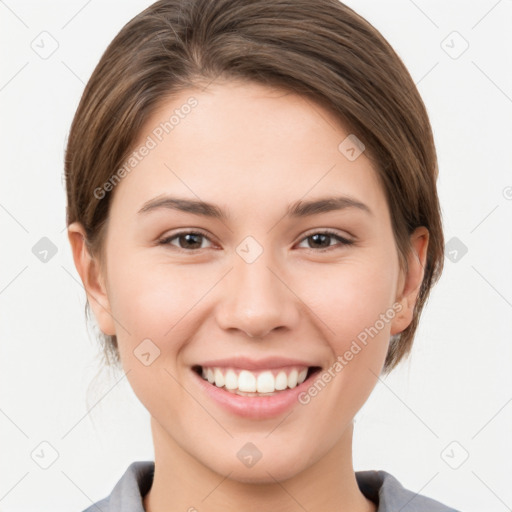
left=159, top=230, right=214, bottom=251
left=159, top=229, right=354, bottom=252
left=297, top=229, right=354, bottom=251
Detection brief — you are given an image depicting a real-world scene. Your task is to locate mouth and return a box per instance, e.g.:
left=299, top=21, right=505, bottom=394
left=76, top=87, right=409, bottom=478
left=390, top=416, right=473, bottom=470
left=192, top=364, right=322, bottom=397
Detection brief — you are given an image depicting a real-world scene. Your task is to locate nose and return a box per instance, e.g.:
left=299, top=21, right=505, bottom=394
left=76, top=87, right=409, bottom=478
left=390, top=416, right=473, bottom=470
left=216, top=251, right=300, bottom=339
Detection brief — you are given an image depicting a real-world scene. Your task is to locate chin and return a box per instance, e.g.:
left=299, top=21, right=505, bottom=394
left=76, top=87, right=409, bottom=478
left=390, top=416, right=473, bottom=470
left=203, top=447, right=311, bottom=485
left=225, top=464, right=300, bottom=485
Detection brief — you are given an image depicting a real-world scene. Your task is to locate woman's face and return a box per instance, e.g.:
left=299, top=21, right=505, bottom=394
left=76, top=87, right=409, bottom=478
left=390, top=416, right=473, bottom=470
left=74, top=79, right=426, bottom=482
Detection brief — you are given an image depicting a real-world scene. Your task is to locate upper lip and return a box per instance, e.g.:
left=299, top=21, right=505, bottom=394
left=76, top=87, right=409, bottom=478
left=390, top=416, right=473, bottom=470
left=194, top=356, right=322, bottom=371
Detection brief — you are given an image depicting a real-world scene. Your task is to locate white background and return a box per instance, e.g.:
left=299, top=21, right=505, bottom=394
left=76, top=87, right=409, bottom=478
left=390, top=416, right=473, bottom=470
left=1, top=1, right=511, bottom=511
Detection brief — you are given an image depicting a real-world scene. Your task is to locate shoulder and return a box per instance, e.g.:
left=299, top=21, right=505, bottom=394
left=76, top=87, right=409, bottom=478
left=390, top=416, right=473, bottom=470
left=355, top=469, right=461, bottom=511
left=81, top=461, right=154, bottom=512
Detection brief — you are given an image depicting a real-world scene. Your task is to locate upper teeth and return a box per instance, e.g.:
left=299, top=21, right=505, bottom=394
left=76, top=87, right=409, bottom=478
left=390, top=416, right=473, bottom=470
left=201, top=366, right=309, bottom=393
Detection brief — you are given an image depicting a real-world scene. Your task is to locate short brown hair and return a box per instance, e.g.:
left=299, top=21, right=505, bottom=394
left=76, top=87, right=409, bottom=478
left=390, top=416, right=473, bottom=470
left=65, top=0, right=444, bottom=373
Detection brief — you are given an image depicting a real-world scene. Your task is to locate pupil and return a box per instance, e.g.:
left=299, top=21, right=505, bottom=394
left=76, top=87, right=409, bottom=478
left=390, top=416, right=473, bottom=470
left=310, top=233, right=329, bottom=248
left=181, top=233, right=202, bottom=249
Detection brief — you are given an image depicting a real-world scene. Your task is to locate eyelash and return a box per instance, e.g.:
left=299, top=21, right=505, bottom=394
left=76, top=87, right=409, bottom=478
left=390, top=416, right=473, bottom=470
left=158, top=228, right=354, bottom=253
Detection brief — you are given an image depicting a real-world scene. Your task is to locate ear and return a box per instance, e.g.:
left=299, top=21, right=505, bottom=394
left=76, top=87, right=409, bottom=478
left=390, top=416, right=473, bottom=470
left=390, top=226, right=429, bottom=336
left=67, top=222, right=116, bottom=336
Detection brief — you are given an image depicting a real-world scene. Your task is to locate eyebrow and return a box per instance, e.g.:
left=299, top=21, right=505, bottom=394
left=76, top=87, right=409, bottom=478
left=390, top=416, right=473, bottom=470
left=137, top=194, right=373, bottom=219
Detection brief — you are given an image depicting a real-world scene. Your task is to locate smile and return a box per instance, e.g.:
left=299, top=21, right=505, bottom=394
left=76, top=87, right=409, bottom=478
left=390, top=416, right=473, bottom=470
left=192, top=365, right=322, bottom=396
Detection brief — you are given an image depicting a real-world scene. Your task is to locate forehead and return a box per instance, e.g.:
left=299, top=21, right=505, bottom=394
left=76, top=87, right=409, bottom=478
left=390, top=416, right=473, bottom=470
left=108, top=79, right=387, bottom=222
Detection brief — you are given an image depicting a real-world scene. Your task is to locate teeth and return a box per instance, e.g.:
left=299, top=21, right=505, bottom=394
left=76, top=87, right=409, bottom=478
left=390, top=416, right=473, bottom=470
left=225, top=369, right=238, bottom=390
left=275, top=371, right=288, bottom=390
left=257, top=371, right=274, bottom=393
left=199, top=366, right=311, bottom=394
left=214, top=368, right=225, bottom=388
left=288, top=369, right=298, bottom=388
left=238, top=370, right=257, bottom=392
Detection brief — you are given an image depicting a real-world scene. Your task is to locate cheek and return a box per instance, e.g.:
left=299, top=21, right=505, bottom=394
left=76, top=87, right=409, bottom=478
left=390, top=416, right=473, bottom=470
left=302, top=255, right=399, bottom=346
left=107, top=256, right=208, bottom=345
left=105, top=256, right=196, bottom=419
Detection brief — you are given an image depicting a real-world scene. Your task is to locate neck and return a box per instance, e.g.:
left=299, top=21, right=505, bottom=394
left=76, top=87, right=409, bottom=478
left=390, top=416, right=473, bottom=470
left=143, top=418, right=376, bottom=512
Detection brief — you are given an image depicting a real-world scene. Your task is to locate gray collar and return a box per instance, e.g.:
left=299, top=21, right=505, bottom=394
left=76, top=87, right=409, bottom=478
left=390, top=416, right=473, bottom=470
left=84, top=461, right=459, bottom=511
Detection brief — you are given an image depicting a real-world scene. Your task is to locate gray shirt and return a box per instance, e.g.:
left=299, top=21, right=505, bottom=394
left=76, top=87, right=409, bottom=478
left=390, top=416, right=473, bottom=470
left=83, top=461, right=460, bottom=511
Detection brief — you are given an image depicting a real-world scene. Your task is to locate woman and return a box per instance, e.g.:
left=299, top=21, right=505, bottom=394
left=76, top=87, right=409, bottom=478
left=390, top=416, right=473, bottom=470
left=65, top=0, right=459, bottom=510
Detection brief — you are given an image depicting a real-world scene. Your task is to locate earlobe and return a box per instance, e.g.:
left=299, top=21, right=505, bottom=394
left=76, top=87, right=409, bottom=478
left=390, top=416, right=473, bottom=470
left=390, top=227, right=429, bottom=336
left=67, top=222, right=116, bottom=336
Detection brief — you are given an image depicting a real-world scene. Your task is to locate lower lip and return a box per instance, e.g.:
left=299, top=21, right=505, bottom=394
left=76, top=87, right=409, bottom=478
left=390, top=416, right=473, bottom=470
left=191, top=368, right=319, bottom=420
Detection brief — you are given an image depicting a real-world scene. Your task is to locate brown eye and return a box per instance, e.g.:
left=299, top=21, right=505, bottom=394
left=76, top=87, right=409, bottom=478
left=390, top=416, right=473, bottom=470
left=298, top=230, right=354, bottom=251
left=159, top=231, right=213, bottom=250
left=158, top=229, right=354, bottom=253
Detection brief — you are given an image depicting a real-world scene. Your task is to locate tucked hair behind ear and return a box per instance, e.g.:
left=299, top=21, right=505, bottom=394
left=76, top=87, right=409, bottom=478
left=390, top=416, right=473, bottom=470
left=65, top=0, right=444, bottom=373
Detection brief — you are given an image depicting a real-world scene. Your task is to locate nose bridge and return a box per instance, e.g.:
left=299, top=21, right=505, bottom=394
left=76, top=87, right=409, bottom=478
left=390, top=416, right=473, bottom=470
left=216, top=241, right=298, bottom=338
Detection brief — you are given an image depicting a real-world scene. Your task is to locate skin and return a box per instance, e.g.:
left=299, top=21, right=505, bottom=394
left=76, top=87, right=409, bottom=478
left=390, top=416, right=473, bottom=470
left=68, top=79, right=428, bottom=512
